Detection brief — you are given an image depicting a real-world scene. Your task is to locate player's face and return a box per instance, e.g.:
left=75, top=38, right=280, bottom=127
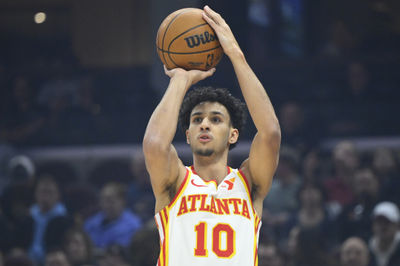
left=186, top=101, right=238, bottom=157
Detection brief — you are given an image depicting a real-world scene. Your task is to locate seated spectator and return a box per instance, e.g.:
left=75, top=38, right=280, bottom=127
left=44, top=216, right=75, bottom=253
left=336, top=168, right=380, bottom=242
left=279, top=102, right=308, bottom=153
left=127, top=221, right=159, bottom=266
left=258, top=242, right=285, bottom=266
left=96, top=245, right=130, bottom=266
left=369, top=201, right=400, bottom=266
left=0, top=76, right=45, bottom=146
left=285, top=226, right=336, bottom=266
left=6, top=155, right=35, bottom=185
left=340, top=237, right=370, bottom=266
left=128, top=150, right=155, bottom=222
left=324, top=141, right=359, bottom=217
left=0, top=181, right=34, bottom=253
left=3, top=253, right=34, bottom=266
left=29, top=175, right=67, bottom=264
left=319, top=20, right=358, bottom=58
left=301, top=149, right=324, bottom=186
left=328, top=61, right=377, bottom=136
left=84, top=182, right=142, bottom=249
left=284, top=184, right=334, bottom=248
left=44, top=249, right=71, bottom=266
left=62, top=228, right=94, bottom=266
left=63, top=184, right=98, bottom=225
left=372, top=148, right=400, bottom=205
left=263, top=146, right=302, bottom=241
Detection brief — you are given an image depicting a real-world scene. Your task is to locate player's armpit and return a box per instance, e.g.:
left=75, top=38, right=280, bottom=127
left=247, top=131, right=281, bottom=198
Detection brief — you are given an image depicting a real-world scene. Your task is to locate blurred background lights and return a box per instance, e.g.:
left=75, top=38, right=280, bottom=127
left=34, top=12, right=46, bottom=24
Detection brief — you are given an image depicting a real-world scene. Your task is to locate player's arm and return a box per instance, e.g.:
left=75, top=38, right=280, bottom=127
left=143, top=66, right=215, bottom=213
left=203, top=6, right=281, bottom=204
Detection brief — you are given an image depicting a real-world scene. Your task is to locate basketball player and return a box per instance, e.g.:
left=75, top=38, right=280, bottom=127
left=143, top=5, right=281, bottom=266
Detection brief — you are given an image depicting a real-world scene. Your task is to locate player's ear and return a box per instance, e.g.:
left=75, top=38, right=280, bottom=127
left=229, top=128, right=239, bottom=144
left=186, top=129, right=190, bottom=144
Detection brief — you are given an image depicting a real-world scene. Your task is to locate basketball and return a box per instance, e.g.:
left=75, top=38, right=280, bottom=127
left=156, top=8, right=223, bottom=71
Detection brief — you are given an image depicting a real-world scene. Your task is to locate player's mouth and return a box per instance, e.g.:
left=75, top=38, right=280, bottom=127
left=198, top=133, right=212, bottom=143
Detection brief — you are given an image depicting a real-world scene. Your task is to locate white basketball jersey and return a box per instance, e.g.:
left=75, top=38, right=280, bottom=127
left=154, top=166, right=262, bottom=266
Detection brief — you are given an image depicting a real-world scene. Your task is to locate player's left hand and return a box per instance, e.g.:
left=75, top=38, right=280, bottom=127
left=202, top=5, right=241, bottom=58
left=164, top=65, right=216, bottom=86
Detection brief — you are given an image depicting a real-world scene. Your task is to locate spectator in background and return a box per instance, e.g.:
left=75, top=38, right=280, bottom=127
left=319, top=20, right=358, bottom=58
left=285, top=226, right=336, bottom=266
left=329, top=61, right=376, bottom=137
left=283, top=184, right=334, bottom=248
left=324, top=141, right=359, bottom=217
left=0, top=156, right=35, bottom=254
left=97, top=245, right=130, bottom=266
left=3, top=253, right=34, bottom=266
left=258, top=242, right=285, bottom=266
left=263, top=146, right=302, bottom=241
left=336, top=168, right=380, bottom=242
left=43, top=216, right=75, bottom=256
left=84, top=182, right=142, bottom=249
left=0, top=76, right=45, bottom=146
left=62, top=228, right=94, bottom=266
left=279, top=102, right=313, bottom=154
left=372, top=148, right=400, bottom=205
left=369, top=201, right=400, bottom=266
left=340, top=237, right=370, bottom=266
left=128, top=221, right=159, bottom=266
left=44, top=249, right=71, bottom=266
left=6, top=155, right=35, bottom=187
left=301, top=149, right=324, bottom=186
left=127, top=151, right=155, bottom=222
left=29, top=175, right=67, bottom=264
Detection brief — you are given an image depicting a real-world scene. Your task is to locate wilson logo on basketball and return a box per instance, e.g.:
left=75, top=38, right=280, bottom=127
left=184, top=31, right=217, bottom=48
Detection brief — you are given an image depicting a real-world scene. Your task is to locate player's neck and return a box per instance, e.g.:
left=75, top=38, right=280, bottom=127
left=192, top=157, right=229, bottom=184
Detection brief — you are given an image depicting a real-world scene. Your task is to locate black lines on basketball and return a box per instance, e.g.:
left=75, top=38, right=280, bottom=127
left=156, top=8, right=223, bottom=70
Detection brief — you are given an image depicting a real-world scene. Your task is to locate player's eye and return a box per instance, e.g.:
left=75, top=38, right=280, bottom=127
left=211, top=116, right=221, bottom=123
left=192, top=117, right=202, bottom=123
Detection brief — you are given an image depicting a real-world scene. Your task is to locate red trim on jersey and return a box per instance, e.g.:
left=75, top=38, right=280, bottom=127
left=238, top=169, right=251, bottom=192
left=163, top=208, right=168, bottom=224
left=167, top=168, right=189, bottom=208
left=190, top=165, right=197, bottom=175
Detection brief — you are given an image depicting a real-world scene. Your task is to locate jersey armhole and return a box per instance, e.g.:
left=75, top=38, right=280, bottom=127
left=237, top=169, right=261, bottom=220
left=168, top=168, right=190, bottom=208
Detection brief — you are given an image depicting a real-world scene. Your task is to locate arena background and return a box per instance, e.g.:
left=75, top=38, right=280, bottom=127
left=0, top=0, right=399, bottom=265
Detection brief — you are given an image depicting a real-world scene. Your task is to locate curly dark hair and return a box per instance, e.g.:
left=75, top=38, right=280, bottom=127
left=178, top=87, right=247, bottom=149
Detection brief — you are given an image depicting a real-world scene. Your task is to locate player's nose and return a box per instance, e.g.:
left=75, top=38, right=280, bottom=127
left=200, top=118, right=211, bottom=130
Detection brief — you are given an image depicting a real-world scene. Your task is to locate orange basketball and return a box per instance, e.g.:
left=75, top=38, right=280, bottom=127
left=156, top=8, right=223, bottom=71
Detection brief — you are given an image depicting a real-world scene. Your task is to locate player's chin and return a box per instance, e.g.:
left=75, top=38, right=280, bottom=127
left=194, top=148, right=214, bottom=157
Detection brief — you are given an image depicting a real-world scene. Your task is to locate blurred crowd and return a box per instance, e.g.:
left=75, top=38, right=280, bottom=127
left=0, top=151, right=158, bottom=266
left=0, top=0, right=399, bottom=265
left=0, top=140, right=399, bottom=266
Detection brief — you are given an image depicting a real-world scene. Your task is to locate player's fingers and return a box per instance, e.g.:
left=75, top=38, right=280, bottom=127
left=163, top=65, right=174, bottom=77
left=204, top=68, right=216, bottom=78
left=203, top=5, right=223, bottom=24
left=202, top=11, right=217, bottom=28
left=163, top=65, right=170, bottom=75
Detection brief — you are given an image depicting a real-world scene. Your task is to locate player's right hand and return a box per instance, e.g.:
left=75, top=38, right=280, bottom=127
left=202, top=5, right=242, bottom=59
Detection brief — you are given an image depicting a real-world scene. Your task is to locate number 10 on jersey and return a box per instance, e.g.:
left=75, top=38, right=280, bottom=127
left=194, top=222, right=236, bottom=258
